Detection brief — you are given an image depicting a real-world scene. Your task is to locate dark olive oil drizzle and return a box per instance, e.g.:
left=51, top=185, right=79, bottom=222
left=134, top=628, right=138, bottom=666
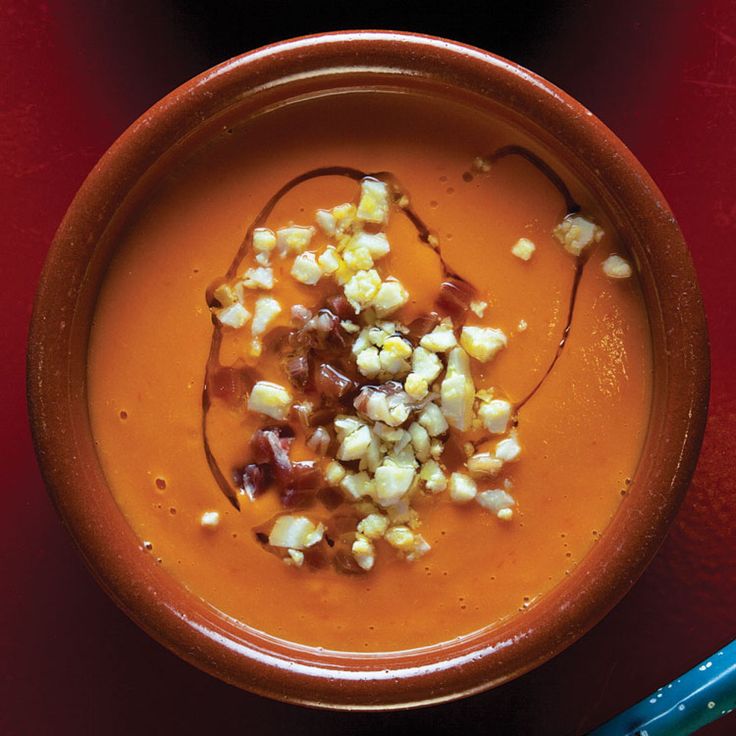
left=485, top=145, right=580, bottom=216
left=202, top=149, right=584, bottom=508
left=514, top=256, right=586, bottom=413
left=483, top=145, right=583, bottom=412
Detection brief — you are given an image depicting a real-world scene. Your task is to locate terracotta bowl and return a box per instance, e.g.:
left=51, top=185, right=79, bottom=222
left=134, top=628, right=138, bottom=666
left=27, top=31, right=709, bottom=710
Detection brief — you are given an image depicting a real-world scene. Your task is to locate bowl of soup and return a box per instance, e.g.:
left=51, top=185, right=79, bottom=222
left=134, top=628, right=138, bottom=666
left=27, top=31, right=709, bottom=709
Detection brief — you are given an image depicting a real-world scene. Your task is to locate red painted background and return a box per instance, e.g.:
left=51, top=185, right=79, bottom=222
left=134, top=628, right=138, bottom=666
left=2, top=2, right=734, bottom=733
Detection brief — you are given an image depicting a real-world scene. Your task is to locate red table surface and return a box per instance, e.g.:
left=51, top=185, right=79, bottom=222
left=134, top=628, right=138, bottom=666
left=3, top=2, right=735, bottom=734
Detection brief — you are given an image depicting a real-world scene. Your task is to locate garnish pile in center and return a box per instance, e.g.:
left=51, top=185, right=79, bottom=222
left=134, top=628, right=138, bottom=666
left=206, top=174, right=607, bottom=574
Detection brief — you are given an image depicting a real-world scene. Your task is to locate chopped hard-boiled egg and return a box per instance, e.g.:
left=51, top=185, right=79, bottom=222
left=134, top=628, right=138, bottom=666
left=269, top=515, right=324, bottom=549
left=325, top=460, right=346, bottom=486
left=420, top=318, right=457, bottom=352
left=334, top=415, right=365, bottom=440
left=466, top=452, right=503, bottom=477
left=341, top=471, right=375, bottom=501
left=343, top=241, right=374, bottom=271
left=379, top=335, right=412, bottom=375
left=344, top=269, right=382, bottom=312
left=331, top=202, right=357, bottom=235
left=449, top=472, right=477, bottom=503
left=241, top=266, right=274, bottom=290
left=357, top=513, right=389, bottom=540
left=356, top=346, right=382, bottom=378
left=408, top=421, right=431, bottom=461
left=291, top=252, right=322, bottom=285
left=247, top=381, right=292, bottom=420
left=406, top=534, right=431, bottom=561
left=337, top=425, right=373, bottom=462
left=404, top=373, right=429, bottom=400
left=418, top=402, right=449, bottom=437
left=276, top=225, right=315, bottom=257
left=251, top=296, right=282, bottom=336
left=373, top=279, right=409, bottom=317
left=460, top=326, right=507, bottom=363
left=286, top=549, right=305, bottom=566
left=213, top=283, right=237, bottom=307
left=495, top=431, right=522, bottom=462
left=353, top=231, right=391, bottom=259
left=315, top=209, right=337, bottom=236
left=317, top=246, right=341, bottom=274
left=412, top=346, right=442, bottom=383
left=553, top=214, right=604, bottom=256
left=252, top=228, right=276, bottom=263
left=374, top=464, right=415, bottom=507
left=470, top=300, right=488, bottom=317
left=363, top=390, right=410, bottom=427
left=384, top=525, right=416, bottom=551
left=352, top=535, right=376, bottom=570
left=511, top=237, right=536, bottom=261
left=419, top=459, right=447, bottom=493
left=476, top=489, right=516, bottom=520
left=441, top=347, right=475, bottom=431
left=200, top=511, right=220, bottom=529
left=216, top=302, right=251, bottom=329
left=602, top=254, right=633, bottom=279
left=478, top=398, right=512, bottom=434
left=357, top=178, right=390, bottom=224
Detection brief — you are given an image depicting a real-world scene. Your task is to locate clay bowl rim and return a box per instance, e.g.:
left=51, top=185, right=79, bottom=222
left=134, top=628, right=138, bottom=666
left=27, top=30, right=710, bottom=710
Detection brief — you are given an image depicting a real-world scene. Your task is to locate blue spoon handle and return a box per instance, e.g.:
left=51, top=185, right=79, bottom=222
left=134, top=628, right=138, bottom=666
left=589, top=639, right=736, bottom=736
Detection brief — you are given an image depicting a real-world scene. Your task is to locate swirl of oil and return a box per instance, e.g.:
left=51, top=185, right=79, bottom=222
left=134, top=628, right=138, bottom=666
left=202, top=150, right=583, bottom=508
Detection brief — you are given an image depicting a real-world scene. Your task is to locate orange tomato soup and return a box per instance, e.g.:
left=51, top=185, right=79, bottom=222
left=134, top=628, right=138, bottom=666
left=87, top=90, right=652, bottom=652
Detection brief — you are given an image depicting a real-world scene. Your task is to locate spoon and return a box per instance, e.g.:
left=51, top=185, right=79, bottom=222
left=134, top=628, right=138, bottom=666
left=589, top=639, right=736, bottom=735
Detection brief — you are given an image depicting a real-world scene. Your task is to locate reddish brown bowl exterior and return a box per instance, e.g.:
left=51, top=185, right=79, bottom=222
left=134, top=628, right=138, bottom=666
left=27, top=31, right=709, bottom=710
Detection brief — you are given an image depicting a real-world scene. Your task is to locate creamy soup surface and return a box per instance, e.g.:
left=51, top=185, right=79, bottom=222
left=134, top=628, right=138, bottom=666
left=87, top=90, right=652, bottom=652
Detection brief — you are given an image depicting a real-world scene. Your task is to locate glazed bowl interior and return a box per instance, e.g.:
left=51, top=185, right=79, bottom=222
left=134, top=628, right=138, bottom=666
left=28, top=31, right=709, bottom=710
